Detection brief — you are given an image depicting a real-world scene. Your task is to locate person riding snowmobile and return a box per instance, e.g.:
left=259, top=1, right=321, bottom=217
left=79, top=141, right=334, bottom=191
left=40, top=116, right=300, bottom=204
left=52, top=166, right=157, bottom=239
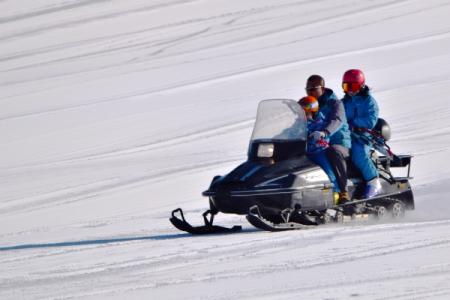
left=304, top=75, right=351, bottom=204
left=341, top=69, right=381, bottom=199
left=299, top=96, right=342, bottom=200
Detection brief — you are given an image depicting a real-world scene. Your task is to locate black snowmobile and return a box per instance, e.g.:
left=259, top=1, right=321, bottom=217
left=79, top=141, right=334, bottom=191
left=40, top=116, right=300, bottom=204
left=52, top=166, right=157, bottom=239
left=170, top=99, right=414, bottom=234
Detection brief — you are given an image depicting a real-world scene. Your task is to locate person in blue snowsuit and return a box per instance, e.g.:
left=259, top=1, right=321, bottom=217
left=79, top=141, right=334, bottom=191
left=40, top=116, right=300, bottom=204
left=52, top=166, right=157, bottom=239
left=304, top=75, right=352, bottom=204
left=341, top=69, right=381, bottom=198
left=299, top=96, right=342, bottom=197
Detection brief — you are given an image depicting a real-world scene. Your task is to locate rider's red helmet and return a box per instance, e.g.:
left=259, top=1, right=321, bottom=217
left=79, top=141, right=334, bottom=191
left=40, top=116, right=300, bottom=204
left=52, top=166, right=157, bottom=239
left=342, top=69, right=365, bottom=93
left=298, top=96, right=319, bottom=114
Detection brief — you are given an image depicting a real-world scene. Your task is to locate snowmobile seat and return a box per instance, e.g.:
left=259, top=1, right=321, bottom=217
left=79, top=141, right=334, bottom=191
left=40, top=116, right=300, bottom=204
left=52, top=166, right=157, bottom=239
left=378, top=154, right=413, bottom=178
left=346, top=154, right=412, bottom=180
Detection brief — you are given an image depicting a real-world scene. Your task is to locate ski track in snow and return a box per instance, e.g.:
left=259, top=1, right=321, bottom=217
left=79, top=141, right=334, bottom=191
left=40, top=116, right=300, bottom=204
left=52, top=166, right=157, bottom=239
left=2, top=220, right=450, bottom=299
left=1, top=0, right=450, bottom=299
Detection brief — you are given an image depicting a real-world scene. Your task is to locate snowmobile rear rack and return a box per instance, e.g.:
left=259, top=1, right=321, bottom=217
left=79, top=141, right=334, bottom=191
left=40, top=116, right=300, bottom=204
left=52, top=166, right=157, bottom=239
left=170, top=208, right=242, bottom=235
left=377, top=154, right=413, bottom=178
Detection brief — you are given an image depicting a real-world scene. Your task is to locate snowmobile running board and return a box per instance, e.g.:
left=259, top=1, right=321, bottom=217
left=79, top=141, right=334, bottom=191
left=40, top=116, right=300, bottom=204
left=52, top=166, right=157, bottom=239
left=331, top=190, right=410, bottom=215
left=335, top=190, right=408, bottom=208
left=246, top=190, right=410, bottom=232
left=170, top=208, right=242, bottom=235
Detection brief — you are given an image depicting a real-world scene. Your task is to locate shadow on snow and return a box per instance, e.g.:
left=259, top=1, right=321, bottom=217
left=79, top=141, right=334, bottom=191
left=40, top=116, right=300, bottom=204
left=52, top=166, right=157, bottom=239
left=0, top=228, right=258, bottom=252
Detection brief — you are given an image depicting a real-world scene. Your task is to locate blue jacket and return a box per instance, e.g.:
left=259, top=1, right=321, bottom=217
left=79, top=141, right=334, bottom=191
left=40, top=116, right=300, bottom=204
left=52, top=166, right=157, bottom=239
left=306, top=112, right=329, bottom=154
left=342, top=86, right=379, bottom=131
left=318, top=88, right=351, bottom=149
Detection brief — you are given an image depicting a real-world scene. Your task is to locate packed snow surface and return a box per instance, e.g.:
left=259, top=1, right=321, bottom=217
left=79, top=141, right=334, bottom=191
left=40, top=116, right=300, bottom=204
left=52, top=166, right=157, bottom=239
left=1, top=0, right=450, bottom=299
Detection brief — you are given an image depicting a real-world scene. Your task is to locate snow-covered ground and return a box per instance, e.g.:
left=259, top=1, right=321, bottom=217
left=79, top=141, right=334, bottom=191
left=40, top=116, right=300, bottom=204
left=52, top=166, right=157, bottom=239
left=1, top=0, right=450, bottom=299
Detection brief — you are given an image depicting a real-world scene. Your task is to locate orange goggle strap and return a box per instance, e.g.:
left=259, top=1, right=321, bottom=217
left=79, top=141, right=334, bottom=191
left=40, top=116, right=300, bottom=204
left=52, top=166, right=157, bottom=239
left=342, top=82, right=363, bottom=93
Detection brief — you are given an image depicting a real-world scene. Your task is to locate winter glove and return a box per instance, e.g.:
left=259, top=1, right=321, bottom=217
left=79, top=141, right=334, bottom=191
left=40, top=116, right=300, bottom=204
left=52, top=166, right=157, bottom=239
left=309, top=131, right=326, bottom=141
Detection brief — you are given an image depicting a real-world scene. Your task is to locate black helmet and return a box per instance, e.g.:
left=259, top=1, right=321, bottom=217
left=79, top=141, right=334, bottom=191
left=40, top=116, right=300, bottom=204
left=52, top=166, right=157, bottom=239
left=374, top=118, right=391, bottom=141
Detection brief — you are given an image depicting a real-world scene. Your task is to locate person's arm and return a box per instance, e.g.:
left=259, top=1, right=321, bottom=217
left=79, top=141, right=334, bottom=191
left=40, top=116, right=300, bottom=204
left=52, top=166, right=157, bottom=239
left=353, top=96, right=379, bottom=129
left=323, top=99, right=344, bottom=136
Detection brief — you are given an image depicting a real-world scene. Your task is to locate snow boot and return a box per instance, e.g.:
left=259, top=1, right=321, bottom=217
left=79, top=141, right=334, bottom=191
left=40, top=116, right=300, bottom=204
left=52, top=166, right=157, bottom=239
left=336, top=191, right=355, bottom=214
left=337, top=191, right=350, bottom=204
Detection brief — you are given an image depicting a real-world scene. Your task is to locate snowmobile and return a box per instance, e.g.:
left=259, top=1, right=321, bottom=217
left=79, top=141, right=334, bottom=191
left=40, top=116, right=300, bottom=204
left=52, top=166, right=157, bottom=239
left=170, top=99, right=414, bottom=234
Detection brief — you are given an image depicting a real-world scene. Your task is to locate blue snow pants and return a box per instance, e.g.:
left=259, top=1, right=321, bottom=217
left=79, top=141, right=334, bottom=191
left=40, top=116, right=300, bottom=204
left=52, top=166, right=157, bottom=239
left=308, top=152, right=341, bottom=193
left=351, top=139, right=378, bottom=181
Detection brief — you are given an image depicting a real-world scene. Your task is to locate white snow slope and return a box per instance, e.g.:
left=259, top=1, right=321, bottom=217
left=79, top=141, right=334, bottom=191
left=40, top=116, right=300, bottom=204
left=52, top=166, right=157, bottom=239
left=1, top=0, right=450, bottom=299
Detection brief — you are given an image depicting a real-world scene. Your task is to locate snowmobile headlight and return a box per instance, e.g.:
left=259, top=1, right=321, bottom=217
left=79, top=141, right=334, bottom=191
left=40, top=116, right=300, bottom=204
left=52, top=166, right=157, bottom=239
left=257, top=143, right=274, bottom=158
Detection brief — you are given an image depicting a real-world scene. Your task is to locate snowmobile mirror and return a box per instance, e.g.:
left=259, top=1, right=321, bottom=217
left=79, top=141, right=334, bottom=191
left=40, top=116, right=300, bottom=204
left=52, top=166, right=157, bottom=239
left=257, top=143, right=274, bottom=158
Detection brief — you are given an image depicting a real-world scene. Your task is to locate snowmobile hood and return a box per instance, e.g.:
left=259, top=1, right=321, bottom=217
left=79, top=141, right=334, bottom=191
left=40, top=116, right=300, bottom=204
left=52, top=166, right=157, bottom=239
left=202, top=156, right=328, bottom=197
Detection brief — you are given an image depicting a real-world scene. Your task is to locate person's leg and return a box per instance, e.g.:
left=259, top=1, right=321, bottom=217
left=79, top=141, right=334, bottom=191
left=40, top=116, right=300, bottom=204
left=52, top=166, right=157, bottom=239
left=351, top=140, right=381, bottom=198
left=308, top=152, right=340, bottom=193
left=350, top=140, right=378, bottom=181
left=326, top=145, right=349, bottom=193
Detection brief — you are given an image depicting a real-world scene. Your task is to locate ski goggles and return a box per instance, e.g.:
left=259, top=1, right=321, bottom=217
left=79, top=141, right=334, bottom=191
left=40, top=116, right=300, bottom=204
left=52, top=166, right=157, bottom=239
left=305, top=85, right=323, bottom=92
left=300, top=101, right=319, bottom=113
left=342, top=82, right=363, bottom=93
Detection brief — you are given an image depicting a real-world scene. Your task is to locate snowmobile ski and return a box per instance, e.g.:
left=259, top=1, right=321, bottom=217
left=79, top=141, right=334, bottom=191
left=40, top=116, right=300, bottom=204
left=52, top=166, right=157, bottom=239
left=170, top=208, right=242, bottom=235
left=246, top=206, right=313, bottom=232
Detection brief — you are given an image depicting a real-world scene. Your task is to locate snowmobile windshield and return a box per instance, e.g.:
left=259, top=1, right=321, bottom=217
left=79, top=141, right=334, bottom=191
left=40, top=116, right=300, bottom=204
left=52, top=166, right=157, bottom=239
left=250, top=99, right=307, bottom=142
